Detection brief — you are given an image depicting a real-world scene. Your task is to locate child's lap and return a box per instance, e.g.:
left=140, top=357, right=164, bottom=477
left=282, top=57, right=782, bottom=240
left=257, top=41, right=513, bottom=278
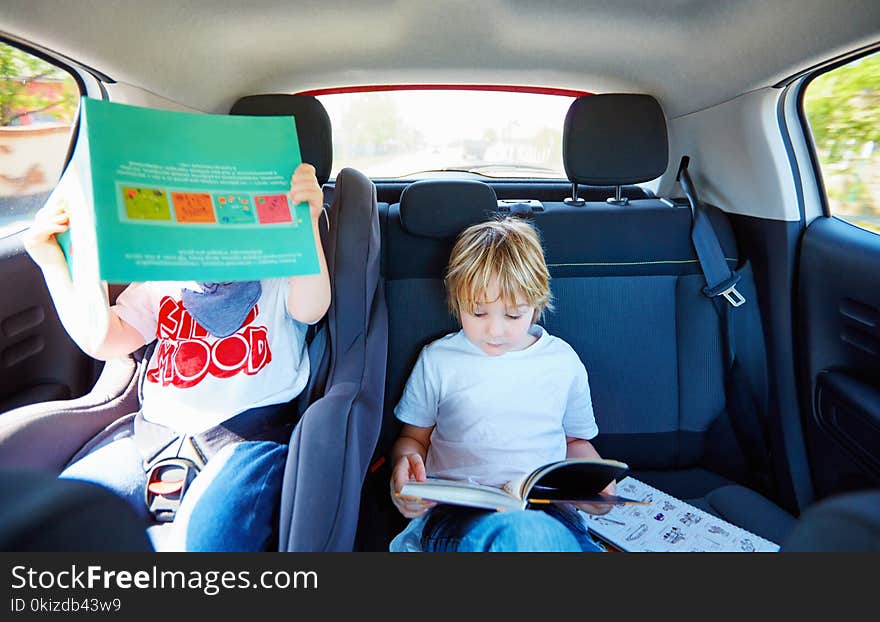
left=59, top=417, right=287, bottom=551
left=171, top=440, right=288, bottom=551
left=421, top=503, right=602, bottom=552
left=59, top=414, right=148, bottom=520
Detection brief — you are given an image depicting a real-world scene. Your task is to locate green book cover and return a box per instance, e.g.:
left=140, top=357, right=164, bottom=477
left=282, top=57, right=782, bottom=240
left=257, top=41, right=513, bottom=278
left=54, top=96, right=319, bottom=283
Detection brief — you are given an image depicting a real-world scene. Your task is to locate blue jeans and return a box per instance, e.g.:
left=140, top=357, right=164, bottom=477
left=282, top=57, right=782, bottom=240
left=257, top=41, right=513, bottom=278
left=421, top=503, right=604, bottom=552
left=60, top=416, right=287, bottom=552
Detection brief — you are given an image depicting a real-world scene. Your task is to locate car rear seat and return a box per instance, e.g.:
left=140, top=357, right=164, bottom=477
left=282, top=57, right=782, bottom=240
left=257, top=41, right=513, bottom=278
left=356, top=95, right=795, bottom=550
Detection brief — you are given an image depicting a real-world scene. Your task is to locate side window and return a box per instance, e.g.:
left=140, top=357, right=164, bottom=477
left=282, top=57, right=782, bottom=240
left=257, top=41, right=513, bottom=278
left=0, top=41, right=80, bottom=238
left=804, top=51, right=880, bottom=234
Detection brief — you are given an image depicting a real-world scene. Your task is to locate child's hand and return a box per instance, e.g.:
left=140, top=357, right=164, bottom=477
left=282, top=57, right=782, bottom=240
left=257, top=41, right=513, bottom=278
left=23, top=201, right=70, bottom=272
left=390, top=454, right=437, bottom=519
left=289, top=163, right=324, bottom=221
left=575, top=480, right=617, bottom=516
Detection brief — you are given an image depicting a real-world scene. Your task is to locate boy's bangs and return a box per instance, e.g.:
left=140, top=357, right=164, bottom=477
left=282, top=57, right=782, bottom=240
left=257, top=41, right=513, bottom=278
left=459, top=252, right=542, bottom=313
left=446, top=217, right=553, bottom=318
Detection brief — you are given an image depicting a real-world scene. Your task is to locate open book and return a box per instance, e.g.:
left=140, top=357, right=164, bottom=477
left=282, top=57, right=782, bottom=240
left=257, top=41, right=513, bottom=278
left=582, top=477, right=780, bottom=552
left=399, top=458, right=643, bottom=512
left=51, top=97, right=319, bottom=285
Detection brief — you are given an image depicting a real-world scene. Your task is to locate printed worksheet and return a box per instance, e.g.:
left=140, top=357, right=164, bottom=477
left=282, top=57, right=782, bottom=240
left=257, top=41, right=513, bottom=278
left=583, top=477, right=780, bottom=552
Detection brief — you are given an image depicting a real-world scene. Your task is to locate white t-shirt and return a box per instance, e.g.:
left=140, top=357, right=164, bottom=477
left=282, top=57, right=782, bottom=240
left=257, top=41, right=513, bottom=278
left=113, top=278, right=309, bottom=434
left=394, top=325, right=598, bottom=488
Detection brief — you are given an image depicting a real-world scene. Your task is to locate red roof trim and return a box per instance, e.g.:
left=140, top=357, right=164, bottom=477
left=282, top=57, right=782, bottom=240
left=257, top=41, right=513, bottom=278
left=296, top=84, right=590, bottom=97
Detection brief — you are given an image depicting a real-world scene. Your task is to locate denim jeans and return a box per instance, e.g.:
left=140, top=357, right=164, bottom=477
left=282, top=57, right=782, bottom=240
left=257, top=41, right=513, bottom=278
left=420, top=503, right=604, bottom=552
left=60, top=417, right=287, bottom=552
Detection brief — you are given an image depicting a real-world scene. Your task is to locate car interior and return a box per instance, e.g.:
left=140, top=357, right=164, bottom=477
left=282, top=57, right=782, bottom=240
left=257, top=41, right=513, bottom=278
left=0, top=1, right=878, bottom=551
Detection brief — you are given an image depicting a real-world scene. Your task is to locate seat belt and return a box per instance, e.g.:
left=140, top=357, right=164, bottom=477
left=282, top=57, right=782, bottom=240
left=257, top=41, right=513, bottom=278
left=137, top=402, right=294, bottom=522
left=676, top=156, right=774, bottom=495
left=133, top=312, right=327, bottom=521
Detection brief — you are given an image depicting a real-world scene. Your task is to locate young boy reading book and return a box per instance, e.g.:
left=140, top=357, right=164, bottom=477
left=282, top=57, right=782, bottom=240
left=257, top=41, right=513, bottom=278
left=389, top=216, right=615, bottom=552
left=23, top=162, right=329, bottom=552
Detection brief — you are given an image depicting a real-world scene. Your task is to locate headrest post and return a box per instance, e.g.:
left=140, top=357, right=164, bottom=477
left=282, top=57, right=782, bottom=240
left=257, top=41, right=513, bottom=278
left=606, top=185, right=629, bottom=206
left=564, top=182, right=585, bottom=207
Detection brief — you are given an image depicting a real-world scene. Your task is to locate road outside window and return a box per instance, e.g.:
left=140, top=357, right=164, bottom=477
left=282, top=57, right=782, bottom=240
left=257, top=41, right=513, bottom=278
left=317, top=89, right=574, bottom=180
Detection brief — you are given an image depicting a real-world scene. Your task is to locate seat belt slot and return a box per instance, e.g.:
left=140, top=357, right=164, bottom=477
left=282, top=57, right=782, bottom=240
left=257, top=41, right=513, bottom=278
left=144, top=457, right=201, bottom=523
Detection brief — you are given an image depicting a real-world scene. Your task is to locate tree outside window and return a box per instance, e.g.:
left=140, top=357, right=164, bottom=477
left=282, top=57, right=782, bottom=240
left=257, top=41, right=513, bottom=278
left=805, top=53, right=880, bottom=234
left=0, top=42, right=79, bottom=237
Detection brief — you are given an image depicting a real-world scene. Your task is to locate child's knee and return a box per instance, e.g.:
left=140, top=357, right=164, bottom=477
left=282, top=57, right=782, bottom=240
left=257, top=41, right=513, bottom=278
left=174, top=441, right=287, bottom=551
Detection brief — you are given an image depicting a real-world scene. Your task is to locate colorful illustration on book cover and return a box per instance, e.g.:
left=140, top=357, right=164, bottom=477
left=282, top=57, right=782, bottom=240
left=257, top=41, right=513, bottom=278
left=214, top=193, right=256, bottom=224
left=171, top=192, right=216, bottom=223
left=122, top=187, right=172, bottom=221
left=254, top=194, right=293, bottom=224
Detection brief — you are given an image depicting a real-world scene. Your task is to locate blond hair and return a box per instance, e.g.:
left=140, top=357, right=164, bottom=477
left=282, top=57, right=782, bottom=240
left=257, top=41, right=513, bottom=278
left=445, top=216, right=553, bottom=321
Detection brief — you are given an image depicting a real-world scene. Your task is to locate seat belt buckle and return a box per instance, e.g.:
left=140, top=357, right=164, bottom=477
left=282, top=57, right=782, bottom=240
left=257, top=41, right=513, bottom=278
left=703, top=273, right=746, bottom=308
left=719, top=283, right=746, bottom=307
left=144, top=457, right=200, bottom=522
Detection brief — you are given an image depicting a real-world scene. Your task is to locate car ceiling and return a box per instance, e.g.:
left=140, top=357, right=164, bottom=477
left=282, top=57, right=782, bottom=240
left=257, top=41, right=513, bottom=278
left=1, top=0, right=879, bottom=118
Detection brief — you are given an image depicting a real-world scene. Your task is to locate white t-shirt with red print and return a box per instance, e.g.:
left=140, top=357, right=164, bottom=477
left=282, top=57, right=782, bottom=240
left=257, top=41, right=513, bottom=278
left=113, top=278, right=309, bottom=434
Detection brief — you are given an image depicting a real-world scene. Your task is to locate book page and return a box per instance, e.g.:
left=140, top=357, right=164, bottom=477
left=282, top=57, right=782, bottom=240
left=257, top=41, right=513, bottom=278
left=401, top=478, right=524, bottom=512
left=582, top=477, right=780, bottom=552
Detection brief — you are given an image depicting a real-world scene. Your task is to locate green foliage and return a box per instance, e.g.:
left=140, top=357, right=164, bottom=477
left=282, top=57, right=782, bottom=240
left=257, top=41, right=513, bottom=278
left=805, top=54, right=880, bottom=161
left=0, top=42, right=77, bottom=126
left=805, top=53, right=880, bottom=224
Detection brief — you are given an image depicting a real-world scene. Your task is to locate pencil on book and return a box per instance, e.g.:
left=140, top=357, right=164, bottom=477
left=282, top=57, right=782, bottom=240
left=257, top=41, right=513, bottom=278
left=394, top=492, right=424, bottom=502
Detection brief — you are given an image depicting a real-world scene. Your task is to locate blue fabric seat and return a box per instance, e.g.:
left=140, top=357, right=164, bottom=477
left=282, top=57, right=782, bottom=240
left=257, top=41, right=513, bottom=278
left=356, top=94, right=796, bottom=550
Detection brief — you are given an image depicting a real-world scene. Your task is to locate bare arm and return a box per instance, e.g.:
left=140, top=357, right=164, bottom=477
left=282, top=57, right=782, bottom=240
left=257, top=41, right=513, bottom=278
left=565, top=436, right=603, bottom=461
left=24, top=202, right=145, bottom=360
left=286, top=163, right=330, bottom=325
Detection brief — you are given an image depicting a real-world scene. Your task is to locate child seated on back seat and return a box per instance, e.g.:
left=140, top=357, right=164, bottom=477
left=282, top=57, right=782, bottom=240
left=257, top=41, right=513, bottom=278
left=389, top=216, right=615, bottom=552
left=23, top=163, right=329, bottom=552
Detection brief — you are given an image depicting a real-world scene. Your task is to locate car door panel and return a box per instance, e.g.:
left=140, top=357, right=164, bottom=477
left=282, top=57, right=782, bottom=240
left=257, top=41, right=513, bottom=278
left=0, top=235, right=95, bottom=415
left=799, top=216, right=880, bottom=497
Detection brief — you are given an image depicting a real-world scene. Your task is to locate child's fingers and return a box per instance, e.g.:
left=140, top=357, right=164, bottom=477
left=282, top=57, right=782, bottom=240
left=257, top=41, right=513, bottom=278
left=396, top=497, right=435, bottom=518
left=42, top=222, right=69, bottom=235
left=289, top=187, right=322, bottom=206
left=576, top=502, right=613, bottom=516
left=390, top=458, right=413, bottom=493
left=24, top=222, right=66, bottom=248
left=36, top=203, right=67, bottom=220
left=292, top=162, right=317, bottom=179
left=407, top=454, right=427, bottom=482
left=601, top=481, right=617, bottom=496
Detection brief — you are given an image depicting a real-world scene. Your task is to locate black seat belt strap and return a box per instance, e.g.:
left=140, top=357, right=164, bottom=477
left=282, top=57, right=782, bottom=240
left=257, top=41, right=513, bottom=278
left=677, top=156, right=745, bottom=308
left=676, top=156, right=773, bottom=494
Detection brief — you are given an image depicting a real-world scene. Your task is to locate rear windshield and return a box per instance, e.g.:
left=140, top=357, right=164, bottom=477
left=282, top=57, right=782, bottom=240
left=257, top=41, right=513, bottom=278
left=315, top=89, right=577, bottom=180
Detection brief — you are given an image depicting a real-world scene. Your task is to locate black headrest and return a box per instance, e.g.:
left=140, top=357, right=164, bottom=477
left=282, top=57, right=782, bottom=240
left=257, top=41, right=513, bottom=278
left=563, top=94, right=668, bottom=186
left=399, top=180, right=498, bottom=238
left=230, top=94, right=333, bottom=185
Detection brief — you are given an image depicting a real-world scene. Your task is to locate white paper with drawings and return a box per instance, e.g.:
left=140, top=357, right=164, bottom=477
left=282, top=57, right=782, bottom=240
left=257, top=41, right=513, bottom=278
left=582, top=477, right=780, bottom=552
